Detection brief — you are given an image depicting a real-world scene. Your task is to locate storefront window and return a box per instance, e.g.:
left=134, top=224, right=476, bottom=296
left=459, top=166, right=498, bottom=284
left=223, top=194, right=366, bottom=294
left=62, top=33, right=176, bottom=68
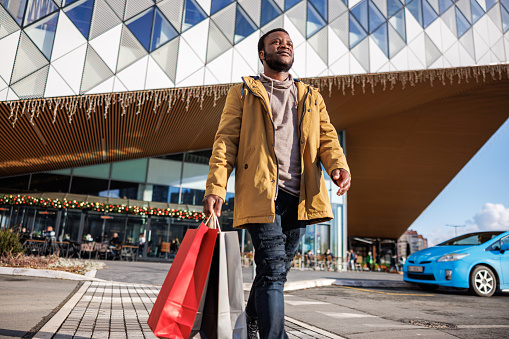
left=147, top=217, right=170, bottom=258
left=32, top=209, right=58, bottom=237
left=82, top=213, right=127, bottom=243
left=125, top=215, right=147, bottom=245
left=58, top=210, right=82, bottom=242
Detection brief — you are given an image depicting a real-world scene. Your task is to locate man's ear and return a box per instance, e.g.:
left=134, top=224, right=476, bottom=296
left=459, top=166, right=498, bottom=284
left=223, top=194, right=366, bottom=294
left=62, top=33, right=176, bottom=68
left=259, top=50, right=264, bottom=61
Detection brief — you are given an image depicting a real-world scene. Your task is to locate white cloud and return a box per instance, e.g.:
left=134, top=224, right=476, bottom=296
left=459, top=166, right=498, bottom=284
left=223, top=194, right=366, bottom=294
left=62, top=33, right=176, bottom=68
left=470, top=203, right=509, bottom=231
left=424, top=203, right=509, bottom=246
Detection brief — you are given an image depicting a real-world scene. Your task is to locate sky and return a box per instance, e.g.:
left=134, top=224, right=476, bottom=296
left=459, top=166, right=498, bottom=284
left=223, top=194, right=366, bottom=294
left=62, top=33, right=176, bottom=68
left=408, top=118, right=509, bottom=246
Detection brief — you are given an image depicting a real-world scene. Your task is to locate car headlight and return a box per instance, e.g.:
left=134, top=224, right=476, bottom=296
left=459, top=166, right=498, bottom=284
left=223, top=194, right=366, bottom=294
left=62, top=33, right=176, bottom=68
left=437, top=253, right=469, bottom=262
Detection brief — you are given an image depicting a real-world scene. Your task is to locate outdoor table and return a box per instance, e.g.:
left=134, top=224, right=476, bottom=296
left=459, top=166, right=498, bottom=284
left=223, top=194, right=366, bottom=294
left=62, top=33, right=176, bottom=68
left=120, top=245, right=138, bottom=261
left=24, top=239, right=46, bottom=256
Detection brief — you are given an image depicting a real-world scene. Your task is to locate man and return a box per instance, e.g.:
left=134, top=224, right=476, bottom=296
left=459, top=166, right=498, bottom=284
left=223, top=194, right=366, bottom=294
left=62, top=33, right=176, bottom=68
left=203, top=28, right=351, bottom=339
left=349, top=249, right=357, bottom=271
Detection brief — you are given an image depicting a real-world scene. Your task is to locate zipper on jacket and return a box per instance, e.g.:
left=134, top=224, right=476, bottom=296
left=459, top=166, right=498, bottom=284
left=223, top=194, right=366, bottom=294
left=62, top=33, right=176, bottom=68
left=242, top=78, right=280, bottom=201
left=298, top=86, right=311, bottom=141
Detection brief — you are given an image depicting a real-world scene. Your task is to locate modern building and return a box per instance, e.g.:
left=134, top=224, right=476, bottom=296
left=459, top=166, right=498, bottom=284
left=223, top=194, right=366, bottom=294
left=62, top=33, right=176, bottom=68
left=0, top=0, right=508, bottom=260
left=398, top=229, right=428, bottom=259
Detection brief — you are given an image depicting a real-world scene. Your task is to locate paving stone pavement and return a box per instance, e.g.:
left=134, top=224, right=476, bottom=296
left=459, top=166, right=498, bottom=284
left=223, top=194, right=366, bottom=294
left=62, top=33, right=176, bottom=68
left=49, top=281, right=342, bottom=339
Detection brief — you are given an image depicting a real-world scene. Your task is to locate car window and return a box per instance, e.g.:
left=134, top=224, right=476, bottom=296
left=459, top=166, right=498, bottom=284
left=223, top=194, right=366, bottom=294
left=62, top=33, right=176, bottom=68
left=487, top=241, right=501, bottom=251
left=438, top=231, right=504, bottom=246
left=501, top=236, right=509, bottom=246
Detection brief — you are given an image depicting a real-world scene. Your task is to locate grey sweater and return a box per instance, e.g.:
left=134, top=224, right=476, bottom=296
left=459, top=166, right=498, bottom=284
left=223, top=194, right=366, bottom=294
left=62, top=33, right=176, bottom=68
left=259, top=73, right=301, bottom=197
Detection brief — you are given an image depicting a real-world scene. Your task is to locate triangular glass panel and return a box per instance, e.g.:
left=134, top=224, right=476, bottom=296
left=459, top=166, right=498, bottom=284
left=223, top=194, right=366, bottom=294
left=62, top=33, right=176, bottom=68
left=485, top=0, right=496, bottom=11
left=407, top=0, right=423, bottom=27
left=183, top=0, right=206, bottom=32
left=501, top=0, right=509, bottom=11
left=455, top=6, right=471, bottom=37
left=342, top=0, right=348, bottom=6
left=235, top=5, right=257, bottom=43
left=285, top=0, right=302, bottom=10
left=24, top=0, right=58, bottom=26
left=152, top=8, right=177, bottom=51
left=64, top=0, right=95, bottom=39
left=211, top=0, right=234, bottom=15
left=309, top=0, right=328, bottom=21
left=126, top=7, right=154, bottom=51
left=0, top=0, right=27, bottom=25
left=368, top=0, right=385, bottom=33
left=470, top=0, right=484, bottom=24
left=389, top=8, right=405, bottom=41
left=502, top=3, right=509, bottom=33
left=387, top=0, right=403, bottom=17
left=422, top=0, right=438, bottom=27
left=351, top=0, right=368, bottom=31
left=438, top=0, right=453, bottom=14
left=307, top=0, right=326, bottom=37
left=62, top=0, right=80, bottom=6
left=24, top=11, right=59, bottom=60
left=372, top=22, right=388, bottom=56
left=349, top=12, right=367, bottom=48
left=261, top=0, right=282, bottom=27
left=405, top=0, right=413, bottom=4
left=388, top=22, right=405, bottom=57
left=0, top=4, right=20, bottom=38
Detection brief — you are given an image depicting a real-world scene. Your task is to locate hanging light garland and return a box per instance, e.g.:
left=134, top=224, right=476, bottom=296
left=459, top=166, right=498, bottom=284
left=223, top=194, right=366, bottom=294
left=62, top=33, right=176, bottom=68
left=0, top=194, right=205, bottom=220
left=4, top=64, right=509, bottom=127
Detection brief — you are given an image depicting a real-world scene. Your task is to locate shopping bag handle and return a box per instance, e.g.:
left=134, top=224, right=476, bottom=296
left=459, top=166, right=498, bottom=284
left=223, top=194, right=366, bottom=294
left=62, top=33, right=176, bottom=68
left=205, top=213, right=222, bottom=232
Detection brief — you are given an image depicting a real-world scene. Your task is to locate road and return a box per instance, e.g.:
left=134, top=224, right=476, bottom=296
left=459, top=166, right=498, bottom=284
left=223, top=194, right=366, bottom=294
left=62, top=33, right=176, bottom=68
left=0, top=275, right=79, bottom=339
left=285, top=285, right=509, bottom=338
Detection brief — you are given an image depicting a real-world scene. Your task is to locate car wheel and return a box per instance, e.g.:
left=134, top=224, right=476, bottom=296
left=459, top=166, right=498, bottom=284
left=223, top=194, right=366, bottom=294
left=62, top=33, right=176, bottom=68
left=470, top=265, right=496, bottom=297
left=417, top=283, right=439, bottom=291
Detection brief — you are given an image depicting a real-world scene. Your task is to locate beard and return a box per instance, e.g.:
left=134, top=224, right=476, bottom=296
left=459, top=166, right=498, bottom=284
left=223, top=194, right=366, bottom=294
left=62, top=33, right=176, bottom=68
left=263, top=49, right=294, bottom=73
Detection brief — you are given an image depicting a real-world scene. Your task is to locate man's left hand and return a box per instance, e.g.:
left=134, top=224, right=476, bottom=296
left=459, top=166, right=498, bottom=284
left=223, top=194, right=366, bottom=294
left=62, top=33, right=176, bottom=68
left=331, top=168, right=351, bottom=196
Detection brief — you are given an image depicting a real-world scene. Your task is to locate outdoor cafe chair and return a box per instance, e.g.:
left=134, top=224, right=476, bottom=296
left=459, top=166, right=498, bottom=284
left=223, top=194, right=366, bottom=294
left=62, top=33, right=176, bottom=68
left=95, top=243, right=111, bottom=260
left=79, top=242, right=96, bottom=259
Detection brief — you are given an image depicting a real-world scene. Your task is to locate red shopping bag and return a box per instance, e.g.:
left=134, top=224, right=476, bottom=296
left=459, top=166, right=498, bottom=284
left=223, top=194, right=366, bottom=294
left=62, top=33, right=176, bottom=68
left=148, top=222, right=218, bottom=338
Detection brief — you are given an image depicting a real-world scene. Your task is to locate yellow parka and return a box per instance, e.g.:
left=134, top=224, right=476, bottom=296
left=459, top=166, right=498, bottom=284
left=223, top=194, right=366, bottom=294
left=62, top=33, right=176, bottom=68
left=205, top=76, right=350, bottom=228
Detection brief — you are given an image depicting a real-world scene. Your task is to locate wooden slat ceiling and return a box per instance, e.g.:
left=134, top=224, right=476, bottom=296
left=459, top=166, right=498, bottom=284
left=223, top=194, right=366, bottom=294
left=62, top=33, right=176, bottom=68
left=1, top=64, right=508, bottom=239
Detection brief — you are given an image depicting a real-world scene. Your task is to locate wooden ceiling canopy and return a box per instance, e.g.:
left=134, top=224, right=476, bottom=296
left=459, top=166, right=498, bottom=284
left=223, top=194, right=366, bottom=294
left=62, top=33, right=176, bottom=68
left=1, top=64, right=508, bottom=239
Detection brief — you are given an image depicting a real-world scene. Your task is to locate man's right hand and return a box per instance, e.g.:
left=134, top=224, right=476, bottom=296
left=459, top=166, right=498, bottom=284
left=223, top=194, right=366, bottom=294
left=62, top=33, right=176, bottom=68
left=202, top=195, right=224, bottom=217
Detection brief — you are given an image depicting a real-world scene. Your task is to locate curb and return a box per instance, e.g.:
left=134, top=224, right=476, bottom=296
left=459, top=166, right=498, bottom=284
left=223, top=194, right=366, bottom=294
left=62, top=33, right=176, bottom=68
left=0, top=266, right=104, bottom=281
left=243, top=278, right=405, bottom=292
left=332, top=279, right=408, bottom=289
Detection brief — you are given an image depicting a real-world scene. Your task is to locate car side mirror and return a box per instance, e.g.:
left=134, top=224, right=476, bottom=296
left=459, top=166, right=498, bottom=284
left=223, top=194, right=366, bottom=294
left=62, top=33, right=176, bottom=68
left=501, top=243, right=509, bottom=254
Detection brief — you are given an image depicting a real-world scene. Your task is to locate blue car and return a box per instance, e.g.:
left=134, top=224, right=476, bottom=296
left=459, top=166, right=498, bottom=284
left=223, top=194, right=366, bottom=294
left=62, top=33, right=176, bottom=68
left=403, top=230, right=509, bottom=297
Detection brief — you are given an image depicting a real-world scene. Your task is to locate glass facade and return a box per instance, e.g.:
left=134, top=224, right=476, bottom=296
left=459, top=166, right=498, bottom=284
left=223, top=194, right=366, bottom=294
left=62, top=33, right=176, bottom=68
left=0, top=133, right=348, bottom=263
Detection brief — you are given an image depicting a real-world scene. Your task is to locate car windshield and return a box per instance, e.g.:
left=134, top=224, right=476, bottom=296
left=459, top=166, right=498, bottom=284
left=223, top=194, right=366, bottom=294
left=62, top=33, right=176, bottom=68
left=438, top=231, right=504, bottom=246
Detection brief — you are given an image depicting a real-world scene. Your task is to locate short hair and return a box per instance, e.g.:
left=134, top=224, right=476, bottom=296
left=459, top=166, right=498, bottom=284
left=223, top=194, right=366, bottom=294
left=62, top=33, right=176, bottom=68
left=257, top=28, right=289, bottom=61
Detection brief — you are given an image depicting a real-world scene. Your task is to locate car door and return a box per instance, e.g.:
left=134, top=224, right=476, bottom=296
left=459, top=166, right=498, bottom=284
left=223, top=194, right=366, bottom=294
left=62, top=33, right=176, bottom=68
left=499, top=235, right=509, bottom=289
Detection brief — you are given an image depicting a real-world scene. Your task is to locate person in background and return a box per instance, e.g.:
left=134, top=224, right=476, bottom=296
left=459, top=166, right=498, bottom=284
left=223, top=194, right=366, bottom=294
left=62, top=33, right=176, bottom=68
left=349, top=249, right=356, bottom=271
left=138, top=233, right=146, bottom=255
left=324, top=248, right=334, bottom=270
left=366, top=251, right=373, bottom=271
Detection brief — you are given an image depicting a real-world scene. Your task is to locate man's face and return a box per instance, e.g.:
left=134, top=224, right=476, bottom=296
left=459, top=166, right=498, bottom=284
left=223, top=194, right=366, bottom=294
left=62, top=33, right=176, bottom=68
left=260, top=31, right=294, bottom=73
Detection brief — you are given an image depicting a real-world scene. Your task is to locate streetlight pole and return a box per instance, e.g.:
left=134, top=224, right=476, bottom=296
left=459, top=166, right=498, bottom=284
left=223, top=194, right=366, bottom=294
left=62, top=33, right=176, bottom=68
left=446, top=224, right=466, bottom=236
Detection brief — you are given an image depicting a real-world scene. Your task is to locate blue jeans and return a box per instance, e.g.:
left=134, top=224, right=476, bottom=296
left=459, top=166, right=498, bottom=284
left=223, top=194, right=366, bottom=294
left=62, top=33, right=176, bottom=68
left=245, top=190, right=306, bottom=339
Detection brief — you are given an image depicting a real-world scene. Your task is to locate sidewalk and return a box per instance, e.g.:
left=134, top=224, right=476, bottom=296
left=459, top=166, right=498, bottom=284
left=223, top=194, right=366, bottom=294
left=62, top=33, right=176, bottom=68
left=2, top=261, right=405, bottom=339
